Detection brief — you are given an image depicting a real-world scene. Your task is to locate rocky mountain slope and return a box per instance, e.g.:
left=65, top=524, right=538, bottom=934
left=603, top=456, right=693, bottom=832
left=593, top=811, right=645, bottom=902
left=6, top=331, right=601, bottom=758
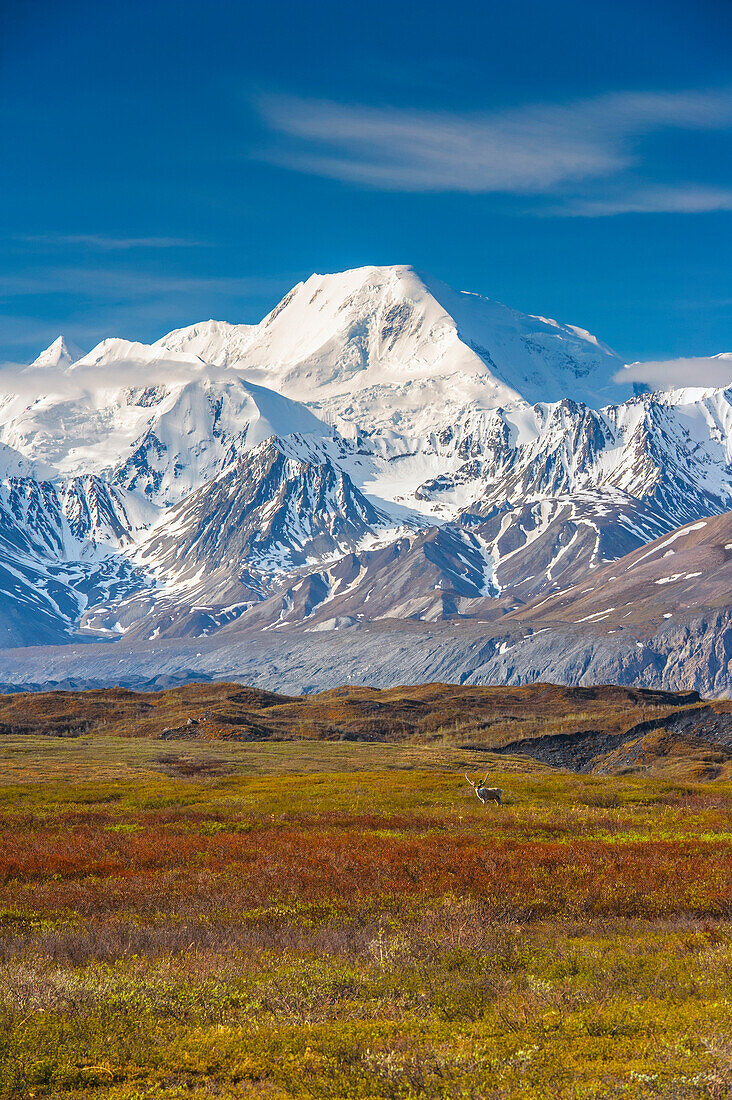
left=508, top=510, right=732, bottom=629
left=0, top=263, right=731, bottom=692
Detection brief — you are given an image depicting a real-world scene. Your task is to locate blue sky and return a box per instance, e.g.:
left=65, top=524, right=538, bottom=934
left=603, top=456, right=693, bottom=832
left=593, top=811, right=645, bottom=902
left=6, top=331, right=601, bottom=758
left=1, top=0, right=730, bottom=364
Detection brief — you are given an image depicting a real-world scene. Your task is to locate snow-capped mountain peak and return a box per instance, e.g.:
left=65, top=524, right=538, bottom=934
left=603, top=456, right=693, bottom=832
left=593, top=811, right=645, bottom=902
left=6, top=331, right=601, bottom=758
left=153, top=319, right=257, bottom=365
left=156, top=264, right=630, bottom=436
left=71, top=337, right=208, bottom=374
left=29, top=335, right=83, bottom=370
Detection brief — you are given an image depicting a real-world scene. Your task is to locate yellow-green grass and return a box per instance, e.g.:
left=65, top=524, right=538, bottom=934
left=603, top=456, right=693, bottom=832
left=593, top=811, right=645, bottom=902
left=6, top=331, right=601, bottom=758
left=0, top=734, right=546, bottom=786
left=0, top=738, right=730, bottom=1099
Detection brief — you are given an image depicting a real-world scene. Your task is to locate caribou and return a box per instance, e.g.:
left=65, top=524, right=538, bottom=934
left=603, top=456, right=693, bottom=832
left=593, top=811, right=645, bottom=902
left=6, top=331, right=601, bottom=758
left=465, top=773, right=504, bottom=806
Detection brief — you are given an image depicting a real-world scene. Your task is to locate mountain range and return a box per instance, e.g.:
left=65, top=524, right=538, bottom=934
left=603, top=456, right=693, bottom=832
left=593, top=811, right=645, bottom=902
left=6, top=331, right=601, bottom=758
left=2, top=263, right=732, bottom=695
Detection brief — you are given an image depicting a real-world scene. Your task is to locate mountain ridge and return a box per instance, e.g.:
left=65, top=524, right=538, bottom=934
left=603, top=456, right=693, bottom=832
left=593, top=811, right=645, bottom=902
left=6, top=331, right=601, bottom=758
left=1, top=264, right=731, bottom=692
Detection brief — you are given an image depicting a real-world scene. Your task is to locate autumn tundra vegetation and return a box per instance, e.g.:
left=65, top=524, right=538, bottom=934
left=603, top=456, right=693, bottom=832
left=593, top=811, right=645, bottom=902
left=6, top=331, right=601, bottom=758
left=0, top=681, right=730, bottom=1098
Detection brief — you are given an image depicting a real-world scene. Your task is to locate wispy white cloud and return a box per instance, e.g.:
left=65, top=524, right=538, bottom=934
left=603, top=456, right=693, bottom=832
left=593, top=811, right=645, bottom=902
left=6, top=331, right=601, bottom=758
left=616, top=354, right=732, bottom=390
left=556, top=185, right=732, bottom=217
left=0, top=266, right=290, bottom=300
left=18, top=234, right=206, bottom=250
left=0, top=357, right=227, bottom=404
left=254, top=87, right=732, bottom=208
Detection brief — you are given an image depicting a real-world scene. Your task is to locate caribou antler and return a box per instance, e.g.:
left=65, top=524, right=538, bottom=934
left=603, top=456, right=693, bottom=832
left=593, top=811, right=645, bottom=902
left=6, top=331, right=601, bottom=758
left=465, top=773, right=504, bottom=807
left=465, top=773, right=492, bottom=789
